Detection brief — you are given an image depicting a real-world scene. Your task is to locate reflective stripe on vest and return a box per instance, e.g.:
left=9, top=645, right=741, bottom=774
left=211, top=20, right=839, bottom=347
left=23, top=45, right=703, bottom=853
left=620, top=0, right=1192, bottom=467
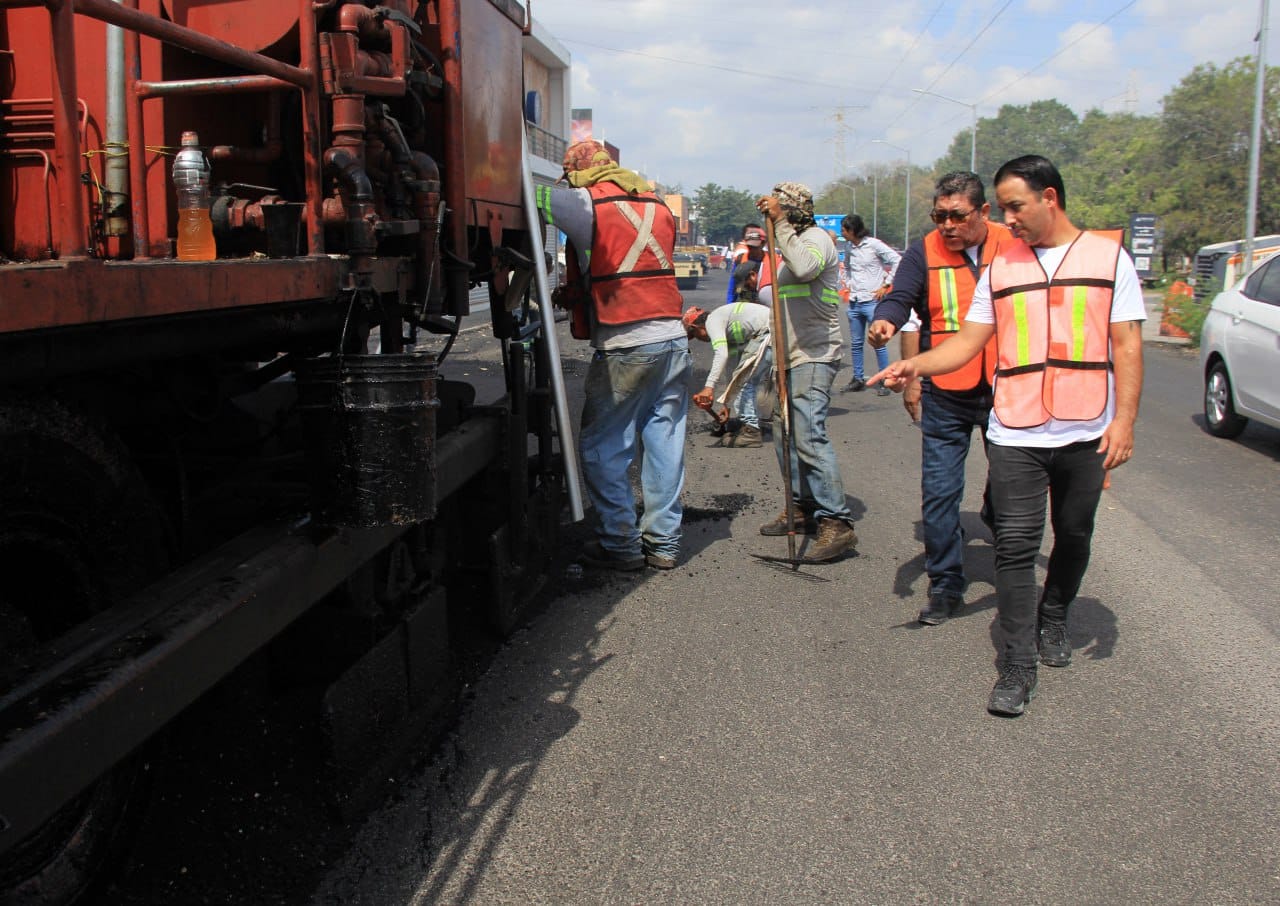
left=924, top=222, right=1010, bottom=393
left=777, top=284, right=841, bottom=305
left=586, top=184, right=683, bottom=326
left=988, top=230, right=1122, bottom=428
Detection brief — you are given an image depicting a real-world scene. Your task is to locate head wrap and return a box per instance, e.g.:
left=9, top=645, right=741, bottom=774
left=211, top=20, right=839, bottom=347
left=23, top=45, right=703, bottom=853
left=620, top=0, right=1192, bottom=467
left=560, top=138, right=651, bottom=193
left=681, top=306, right=707, bottom=335
left=773, top=181, right=815, bottom=230
left=744, top=227, right=765, bottom=247
left=563, top=139, right=613, bottom=173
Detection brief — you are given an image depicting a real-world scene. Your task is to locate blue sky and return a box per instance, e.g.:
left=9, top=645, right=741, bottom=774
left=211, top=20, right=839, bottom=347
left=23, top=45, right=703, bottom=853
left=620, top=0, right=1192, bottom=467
left=529, top=0, right=1275, bottom=194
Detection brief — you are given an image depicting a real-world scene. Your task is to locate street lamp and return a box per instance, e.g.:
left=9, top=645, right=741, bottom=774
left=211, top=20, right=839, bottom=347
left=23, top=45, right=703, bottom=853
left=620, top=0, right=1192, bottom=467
left=872, top=140, right=910, bottom=249
left=912, top=87, right=977, bottom=173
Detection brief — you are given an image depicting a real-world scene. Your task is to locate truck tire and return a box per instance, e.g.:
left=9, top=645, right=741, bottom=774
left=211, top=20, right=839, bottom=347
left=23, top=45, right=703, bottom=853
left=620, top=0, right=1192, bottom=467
left=0, top=395, right=172, bottom=906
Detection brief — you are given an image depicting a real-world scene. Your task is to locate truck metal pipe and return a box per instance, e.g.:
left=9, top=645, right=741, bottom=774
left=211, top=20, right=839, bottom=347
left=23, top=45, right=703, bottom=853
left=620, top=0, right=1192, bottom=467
left=520, top=123, right=583, bottom=521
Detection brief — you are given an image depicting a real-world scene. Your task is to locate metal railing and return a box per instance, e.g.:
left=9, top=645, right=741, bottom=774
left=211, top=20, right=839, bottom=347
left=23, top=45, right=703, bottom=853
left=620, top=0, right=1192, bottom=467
left=526, top=121, right=565, bottom=165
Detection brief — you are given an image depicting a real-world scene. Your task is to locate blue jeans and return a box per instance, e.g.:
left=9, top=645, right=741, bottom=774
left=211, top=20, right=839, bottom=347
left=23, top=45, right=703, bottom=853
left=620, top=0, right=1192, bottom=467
left=920, top=388, right=991, bottom=597
left=579, top=338, right=692, bottom=560
left=847, top=300, right=889, bottom=381
left=987, top=440, right=1106, bottom=667
left=772, top=360, right=851, bottom=523
left=733, top=342, right=772, bottom=428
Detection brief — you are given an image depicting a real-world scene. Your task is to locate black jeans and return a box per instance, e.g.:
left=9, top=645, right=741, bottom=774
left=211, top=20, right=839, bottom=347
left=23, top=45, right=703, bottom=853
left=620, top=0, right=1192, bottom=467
left=987, top=440, right=1106, bottom=667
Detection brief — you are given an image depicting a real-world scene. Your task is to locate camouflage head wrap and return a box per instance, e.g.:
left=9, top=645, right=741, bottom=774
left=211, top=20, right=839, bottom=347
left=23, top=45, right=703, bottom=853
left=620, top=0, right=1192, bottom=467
left=773, top=181, right=815, bottom=230
left=563, top=139, right=614, bottom=173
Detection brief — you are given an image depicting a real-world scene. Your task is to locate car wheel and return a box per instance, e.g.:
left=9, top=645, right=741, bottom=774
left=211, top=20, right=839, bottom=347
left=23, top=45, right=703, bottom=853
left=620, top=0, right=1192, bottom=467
left=1204, top=360, right=1248, bottom=438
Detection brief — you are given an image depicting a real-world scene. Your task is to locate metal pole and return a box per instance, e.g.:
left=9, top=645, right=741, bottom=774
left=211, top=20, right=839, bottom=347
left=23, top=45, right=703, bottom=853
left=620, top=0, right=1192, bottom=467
left=1243, top=0, right=1269, bottom=277
left=970, top=106, right=977, bottom=173
left=521, top=123, right=584, bottom=522
left=904, top=151, right=911, bottom=250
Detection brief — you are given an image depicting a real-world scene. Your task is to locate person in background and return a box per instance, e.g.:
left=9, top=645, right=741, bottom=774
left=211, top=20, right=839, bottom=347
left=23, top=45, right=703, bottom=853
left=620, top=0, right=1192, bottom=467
left=839, top=214, right=900, bottom=396
left=726, top=224, right=767, bottom=303
left=754, top=182, right=857, bottom=563
left=869, top=172, right=1011, bottom=626
left=685, top=301, right=772, bottom=448
left=536, top=139, right=691, bottom=571
left=869, top=154, right=1144, bottom=716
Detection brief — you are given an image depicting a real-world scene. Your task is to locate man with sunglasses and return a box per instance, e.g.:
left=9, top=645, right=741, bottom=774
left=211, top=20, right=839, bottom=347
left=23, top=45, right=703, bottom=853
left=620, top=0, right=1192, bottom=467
left=869, top=155, right=1144, bottom=716
left=868, top=171, right=1011, bottom=626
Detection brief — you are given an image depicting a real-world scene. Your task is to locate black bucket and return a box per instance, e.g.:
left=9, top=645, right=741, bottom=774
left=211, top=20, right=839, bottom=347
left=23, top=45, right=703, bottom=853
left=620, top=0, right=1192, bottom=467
left=262, top=203, right=304, bottom=258
left=295, top=354, right=439, bottom=527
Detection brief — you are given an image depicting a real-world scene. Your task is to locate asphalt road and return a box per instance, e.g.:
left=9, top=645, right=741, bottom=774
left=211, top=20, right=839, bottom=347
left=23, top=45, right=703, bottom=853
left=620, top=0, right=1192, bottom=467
left=309, top=269, right=1280, bottom=905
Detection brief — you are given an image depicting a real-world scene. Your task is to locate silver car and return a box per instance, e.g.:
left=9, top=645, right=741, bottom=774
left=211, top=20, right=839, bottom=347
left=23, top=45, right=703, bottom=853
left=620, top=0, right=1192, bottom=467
left=1200, top=250, right=1280, bottom=438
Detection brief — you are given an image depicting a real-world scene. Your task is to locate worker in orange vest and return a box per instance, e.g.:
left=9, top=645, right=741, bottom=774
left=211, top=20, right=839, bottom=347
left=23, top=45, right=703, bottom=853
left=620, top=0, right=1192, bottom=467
left=870, top=155, right=1145, bottom=717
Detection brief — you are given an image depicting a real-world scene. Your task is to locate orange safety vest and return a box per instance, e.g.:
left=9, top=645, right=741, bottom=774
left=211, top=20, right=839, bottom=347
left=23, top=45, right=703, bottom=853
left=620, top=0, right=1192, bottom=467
left=757, top=250, right=782, bottom=294
left=924, top=222, right=1011, bottom=393
left=987, top=230, right=1122, bottom=429
left=586, top=183, right=683, bottom=325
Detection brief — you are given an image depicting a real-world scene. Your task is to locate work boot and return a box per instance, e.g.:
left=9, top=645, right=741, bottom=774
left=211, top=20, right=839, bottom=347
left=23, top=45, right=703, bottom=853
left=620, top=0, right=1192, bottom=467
left=917, top=592, right=963, bottom=626
left=1038, top=619, right=1072, bottom=667
left=580, top=540, right=644, bottom=572
left=731, top=424, right=762, bottom=447
left=759, top=509, right=816, bottom=536
left=802, top=518, right=857, bottom=562
left=843, top=378, right=866, bottom=393
left=987, top=664, right=1038, bottom=717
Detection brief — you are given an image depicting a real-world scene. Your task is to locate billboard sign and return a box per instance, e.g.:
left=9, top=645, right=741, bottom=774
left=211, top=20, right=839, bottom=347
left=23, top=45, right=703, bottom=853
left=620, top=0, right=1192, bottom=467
left=1129, top=213, right=1157, bottom=279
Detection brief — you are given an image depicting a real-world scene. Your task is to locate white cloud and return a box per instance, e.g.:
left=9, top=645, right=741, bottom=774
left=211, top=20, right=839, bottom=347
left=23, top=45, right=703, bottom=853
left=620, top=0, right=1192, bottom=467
left=535, top=0, right=1275, bottom=192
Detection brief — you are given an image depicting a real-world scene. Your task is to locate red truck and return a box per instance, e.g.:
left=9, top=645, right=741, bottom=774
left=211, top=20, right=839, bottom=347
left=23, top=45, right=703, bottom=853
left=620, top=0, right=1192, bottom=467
left=0, top=2, right=572, bottom=901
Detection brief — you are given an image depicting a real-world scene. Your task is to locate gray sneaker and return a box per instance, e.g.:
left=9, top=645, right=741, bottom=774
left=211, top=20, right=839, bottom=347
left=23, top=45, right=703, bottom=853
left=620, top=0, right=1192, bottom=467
left=1038, top=620, right=1072, bottom=667
left=987, top=664, right=1037, bottom=716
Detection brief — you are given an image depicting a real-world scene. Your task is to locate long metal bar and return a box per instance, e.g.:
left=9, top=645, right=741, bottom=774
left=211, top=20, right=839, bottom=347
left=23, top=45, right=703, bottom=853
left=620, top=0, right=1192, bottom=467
left=104, top=0, right=127, bottom=237
left=72, top=0, right=311, bottom=88
left=298, top=0, right=326, bottom=256
left=520, top=122, right=584, bottom=521
left=49, top=0, right=88, bottom=257
left=123, top=0, right=149, bottom=258
left=136, top=75, right=296, bottom=99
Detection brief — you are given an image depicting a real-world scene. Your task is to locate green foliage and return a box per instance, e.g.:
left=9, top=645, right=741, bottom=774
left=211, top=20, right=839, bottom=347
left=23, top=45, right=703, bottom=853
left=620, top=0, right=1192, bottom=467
left=936, top=99, right=1081, bottom=181
left=817, top=161, right=932, bottom=248
left=905, top=59, right=1280, bottom=272
left=692, top=184, right=762, bottom=245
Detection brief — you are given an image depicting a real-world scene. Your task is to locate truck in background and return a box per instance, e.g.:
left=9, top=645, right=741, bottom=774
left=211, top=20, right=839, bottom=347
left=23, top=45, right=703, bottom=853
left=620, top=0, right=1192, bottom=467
left=1192, top=235, right=1280, bottom=299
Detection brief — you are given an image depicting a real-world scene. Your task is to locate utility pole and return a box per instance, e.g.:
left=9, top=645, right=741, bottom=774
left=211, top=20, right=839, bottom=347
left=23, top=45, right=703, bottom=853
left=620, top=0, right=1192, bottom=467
left=872, top=140, right=911, bottom=249
left=1244, top=0, right=1269, bottom=276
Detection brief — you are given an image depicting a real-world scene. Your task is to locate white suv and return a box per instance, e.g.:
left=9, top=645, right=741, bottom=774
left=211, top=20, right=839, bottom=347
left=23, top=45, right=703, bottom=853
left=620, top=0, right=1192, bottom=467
left=1199, top=250, right=1280, bottom=437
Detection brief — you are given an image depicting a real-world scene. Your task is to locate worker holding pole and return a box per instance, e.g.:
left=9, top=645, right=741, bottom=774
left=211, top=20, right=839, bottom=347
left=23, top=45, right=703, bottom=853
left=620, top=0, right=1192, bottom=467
left=755, top=182, right=857, bottom=563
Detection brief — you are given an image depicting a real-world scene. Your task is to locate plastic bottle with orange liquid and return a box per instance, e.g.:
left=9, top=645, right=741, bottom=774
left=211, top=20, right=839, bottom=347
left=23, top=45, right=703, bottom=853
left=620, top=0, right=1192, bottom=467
left=172, top=131, right=216, bottom=261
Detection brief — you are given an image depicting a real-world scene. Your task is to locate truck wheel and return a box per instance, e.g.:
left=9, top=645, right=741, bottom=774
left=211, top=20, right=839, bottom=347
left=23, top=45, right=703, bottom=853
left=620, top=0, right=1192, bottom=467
left=0, top=396, right=171, bottom=906
left=1204, top=360, right=1248, bottom=439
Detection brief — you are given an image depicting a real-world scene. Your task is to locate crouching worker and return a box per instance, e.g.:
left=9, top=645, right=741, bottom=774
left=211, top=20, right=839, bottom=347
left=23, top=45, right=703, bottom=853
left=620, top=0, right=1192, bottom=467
left=537, top=139, right=692, bottom=571
left=684, top=303, right=773, bottom=448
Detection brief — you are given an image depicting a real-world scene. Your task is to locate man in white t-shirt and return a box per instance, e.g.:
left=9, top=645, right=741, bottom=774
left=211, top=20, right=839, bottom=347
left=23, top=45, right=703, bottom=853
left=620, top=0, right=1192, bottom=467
left=870, top=155, right=1144, bottom=717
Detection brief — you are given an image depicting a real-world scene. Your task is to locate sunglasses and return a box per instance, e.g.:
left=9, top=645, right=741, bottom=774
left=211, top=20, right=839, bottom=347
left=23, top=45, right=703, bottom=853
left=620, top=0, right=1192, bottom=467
left=929, top=208, right=976, bottom=225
